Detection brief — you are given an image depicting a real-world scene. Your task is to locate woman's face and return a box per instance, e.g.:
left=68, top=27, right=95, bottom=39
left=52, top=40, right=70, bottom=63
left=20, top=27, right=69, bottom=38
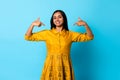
left=53, top=12, right=64, bottom=27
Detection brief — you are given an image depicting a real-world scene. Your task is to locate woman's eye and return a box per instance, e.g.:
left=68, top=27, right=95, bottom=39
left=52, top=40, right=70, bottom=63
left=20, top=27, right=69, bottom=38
left=58, top=16, right=62, bottom=18
left=53, top=17, right=56, bottom=19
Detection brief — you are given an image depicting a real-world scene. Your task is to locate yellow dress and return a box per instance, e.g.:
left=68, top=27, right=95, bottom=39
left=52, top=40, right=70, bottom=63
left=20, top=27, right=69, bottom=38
left=25, top=28, right=93, bottom=80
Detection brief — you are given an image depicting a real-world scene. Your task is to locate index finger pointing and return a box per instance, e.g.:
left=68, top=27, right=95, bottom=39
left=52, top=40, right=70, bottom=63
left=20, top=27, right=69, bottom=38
left=41, top=22, right=45, bottom=26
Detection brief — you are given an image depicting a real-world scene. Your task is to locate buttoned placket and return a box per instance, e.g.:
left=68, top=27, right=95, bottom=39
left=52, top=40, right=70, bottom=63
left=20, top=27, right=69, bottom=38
left=58, top=32, right=61, bottom=53
left=51, top=28, right=65, bottom=54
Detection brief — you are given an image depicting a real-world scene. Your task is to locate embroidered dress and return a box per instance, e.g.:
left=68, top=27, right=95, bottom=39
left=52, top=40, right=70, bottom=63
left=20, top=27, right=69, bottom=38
left=25, top=28, right=93, bottom=80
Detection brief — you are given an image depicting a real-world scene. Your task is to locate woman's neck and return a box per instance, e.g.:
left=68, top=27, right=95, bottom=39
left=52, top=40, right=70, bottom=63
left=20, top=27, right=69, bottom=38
left=55, top=26, right=63, bottom=32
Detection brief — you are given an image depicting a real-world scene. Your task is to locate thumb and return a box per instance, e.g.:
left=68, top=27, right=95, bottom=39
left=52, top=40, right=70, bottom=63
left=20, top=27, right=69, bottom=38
left=78, top=17, right=82, bottom=21
left=36, top=17, right=40, bottom=21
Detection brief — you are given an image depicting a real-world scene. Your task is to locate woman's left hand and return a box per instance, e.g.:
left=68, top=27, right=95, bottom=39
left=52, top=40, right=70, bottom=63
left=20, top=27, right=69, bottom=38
left=74, top=17, right=87, bottom=26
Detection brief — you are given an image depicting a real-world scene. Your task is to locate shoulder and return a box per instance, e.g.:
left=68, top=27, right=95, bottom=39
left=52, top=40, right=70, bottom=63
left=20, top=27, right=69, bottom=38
left=40, top=29, right=49, bottom=32
left=32, top=29, right=50, bottom=35
left=37, top=29, right=50, bottom=33
left=68, top=30, right=82, bottom=35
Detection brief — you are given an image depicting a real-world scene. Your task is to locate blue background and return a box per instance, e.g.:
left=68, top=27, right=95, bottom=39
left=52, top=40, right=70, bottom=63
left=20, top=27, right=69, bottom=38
left=0, top=0, right=120, bottom=80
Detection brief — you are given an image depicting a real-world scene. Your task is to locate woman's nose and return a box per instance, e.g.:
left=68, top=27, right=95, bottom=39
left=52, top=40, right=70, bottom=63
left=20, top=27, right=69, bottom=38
left=56, top=17, right=60, bottom=20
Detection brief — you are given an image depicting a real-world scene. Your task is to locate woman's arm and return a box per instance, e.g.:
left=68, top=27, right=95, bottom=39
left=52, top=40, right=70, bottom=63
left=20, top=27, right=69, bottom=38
left=25, top=24, right=34, bottom=37
left=84, top=23, right=94, bottom=38
left=25, top=18, right=45, bottom=37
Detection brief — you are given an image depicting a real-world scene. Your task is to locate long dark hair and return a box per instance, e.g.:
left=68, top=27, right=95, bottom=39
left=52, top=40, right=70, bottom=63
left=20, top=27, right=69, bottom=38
left=50, top=10, right=69, bottom=31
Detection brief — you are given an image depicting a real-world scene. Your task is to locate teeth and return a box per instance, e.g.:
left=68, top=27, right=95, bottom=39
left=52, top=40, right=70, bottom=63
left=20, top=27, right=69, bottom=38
left=56, top=21, right=60, bottom=24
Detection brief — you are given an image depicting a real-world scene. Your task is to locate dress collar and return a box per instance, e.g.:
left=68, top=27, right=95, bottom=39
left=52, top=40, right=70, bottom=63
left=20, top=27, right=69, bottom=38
left=51, top=28, right=66, bottom=35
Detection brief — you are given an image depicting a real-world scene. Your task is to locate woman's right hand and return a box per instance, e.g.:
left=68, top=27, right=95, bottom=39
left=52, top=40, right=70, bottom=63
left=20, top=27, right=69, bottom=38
left=32, top=18, right=45, bottom=27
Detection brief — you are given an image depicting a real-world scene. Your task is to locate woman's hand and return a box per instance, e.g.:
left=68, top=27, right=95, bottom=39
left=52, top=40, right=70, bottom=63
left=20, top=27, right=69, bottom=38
left=32, top=18, right=45, bottom=27
left=25, top=18, right=45, bottom=37
left=74, top=17, right=87, bottom=26
left=74, top=17, right=94, bottom=38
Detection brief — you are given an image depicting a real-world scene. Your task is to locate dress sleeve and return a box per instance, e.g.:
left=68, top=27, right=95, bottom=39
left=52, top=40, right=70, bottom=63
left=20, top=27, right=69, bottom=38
left=24, top=30, right=48, bottom=41
left=70, top=31, right=94, bottom=42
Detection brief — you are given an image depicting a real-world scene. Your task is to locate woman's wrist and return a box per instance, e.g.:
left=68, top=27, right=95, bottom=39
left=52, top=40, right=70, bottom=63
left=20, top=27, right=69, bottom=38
left=31, top=23, right=35, bottom=27
left=84, top=23, right=88, bottom=27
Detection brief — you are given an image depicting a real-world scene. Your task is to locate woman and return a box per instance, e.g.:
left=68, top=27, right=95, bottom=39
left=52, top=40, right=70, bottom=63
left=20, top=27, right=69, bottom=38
left=25, top=10, right=94, bottom=80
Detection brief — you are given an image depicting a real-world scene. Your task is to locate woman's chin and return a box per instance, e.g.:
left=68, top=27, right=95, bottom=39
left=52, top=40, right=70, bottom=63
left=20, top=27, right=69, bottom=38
left=55, top=24, right=63, bottom=27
